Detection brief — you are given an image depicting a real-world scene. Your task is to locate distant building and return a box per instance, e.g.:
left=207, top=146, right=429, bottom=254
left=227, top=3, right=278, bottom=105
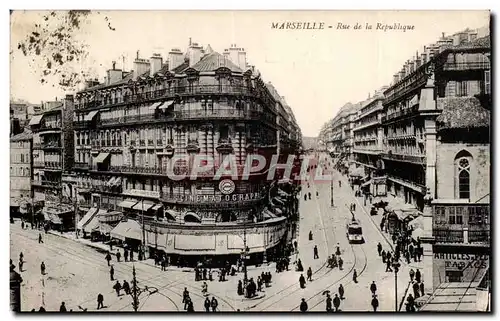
left=10, top=130, right=32, bottom=217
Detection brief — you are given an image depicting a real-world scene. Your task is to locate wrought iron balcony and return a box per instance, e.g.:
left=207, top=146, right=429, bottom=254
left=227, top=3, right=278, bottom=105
left=469, top=226, right=490, bottom=243
left=44, top=161, right=62, bottom=170
left=443, top=61, right=491, bottom=71
left=42, top=142, right=62, bottom=150
left=31, top=180, right=62, bottom=188
left=74, top=162, right=90, bottom=170
left=39, top=122, right=62, bottom=132
left=382, top=152, right=425, bottom=164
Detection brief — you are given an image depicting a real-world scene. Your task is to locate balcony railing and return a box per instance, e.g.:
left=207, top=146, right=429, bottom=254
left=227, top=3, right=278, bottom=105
left=100, top=164, right=257, bottom=178
left=91, top=185, right=123, bottom=194
left=443, top=61, right=491, bottom=71
left=76, top=85, right=262, bottom=110
left=44, top=161, right=62, bottom=169
left=74, top=162, right=90, bottom=170
left=31, top=180, right=62, bottom=188
left=469, top=226, right=490, bottom=243
left=42, top=143, right=62, bottom=150
left=383, top=105, right=419, bottom=123
left=433, top=228, right=464, bottom=243
left=382, top=152, right=425, bottom=164
left=39, top=123, right=62, bottom=131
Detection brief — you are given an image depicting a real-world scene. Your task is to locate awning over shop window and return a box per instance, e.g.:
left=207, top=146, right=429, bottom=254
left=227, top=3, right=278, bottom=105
left=411, top=227, right=425, bottom=240
left=110, top=219, right=142, bottom=241
left=84, top=214, right=100, bottom=234
left=278, top=189, right=290, bottom=197
left=95, top=223, right=114, bottom=235
left=118, top=199, right=139, bottom=209
left=164, top=209, right=178, bottom=220
left=151, top=204, right=163, bottom=211
left=95, top=152, right=111, bottom=164
left=361, top=180, right=372, bottom=188
left=112, top=177, right=122, bottom=187
left=149, top=101, right=164, bottom=110
left=77, top=207, right=98, bottom=230
left=159, top=100, right=175, bottom=109
left=43, top=211, right=62, bottom=224
left=393, top=209, right=415, bottom=221
left=106, top=177, right=116, bottom=186
left=132, top=200, right=155, bottom=211
left=29, top=115, right=43, bottom=126
left=84, top=110, right=100, bottom=121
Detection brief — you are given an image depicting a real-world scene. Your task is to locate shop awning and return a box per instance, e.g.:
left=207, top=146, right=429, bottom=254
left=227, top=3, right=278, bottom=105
left=95, top=152, right=111, bottom=164
left=110, top=219, right=142, bottom=241
left=151, top=204, right=163, bottom=211
left=278, top=189, right=290, bottom=197
left=95, top=223, right=114, bottom=235
left=411, top=227, right=425, bottom=240
left=361, top=180, right=372, bottom=188
left=112, top=177, right=122, bottom=187
left=43, top=211, right=62, bottom=224
left=84, top=214, right=101, bottom=234
left=132, top=200, right=155, bottom=211
left=409, top=215, right=424, bottom=230
left=159, top=100, right=175, bottom=110
left=77, top=207, right=98, bottom=230
left=394, top=209, right=415, bottom=221
left=164, top=209, right=178, bottom=220
left=149, top=101, right=164, bottom=110
left=29, top=115, right=43, bottom=126
left=118, top=199, right=138, bottom=209
left=84, top=110, right=100, bottom=121
left=106, top=177, right=116, bottom=186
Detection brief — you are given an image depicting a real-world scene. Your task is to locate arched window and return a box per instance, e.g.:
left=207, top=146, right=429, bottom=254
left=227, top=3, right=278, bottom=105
left=455, top=151, right=472, bottom=199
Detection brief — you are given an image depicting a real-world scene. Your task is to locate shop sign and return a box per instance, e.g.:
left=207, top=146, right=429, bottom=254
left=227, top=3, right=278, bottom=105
left=434, top=253, right=488, bottom=270
left=169, top=192, right=262, bottom=204
left=124, top=189, right=160, bottom=199
left=219, top=179, right=236, bottom=195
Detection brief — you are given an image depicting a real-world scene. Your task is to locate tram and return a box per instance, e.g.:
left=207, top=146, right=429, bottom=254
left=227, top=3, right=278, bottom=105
left=346, top=218, right=364, bottom=244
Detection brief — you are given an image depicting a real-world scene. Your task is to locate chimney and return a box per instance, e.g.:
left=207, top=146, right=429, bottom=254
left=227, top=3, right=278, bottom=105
left=133, top=52, right=149, bottom=80
left=150, top=53, right=163, bottom=76
left=408, top=61, right=415, bottom=73
left=107, top=60, right=123, bottom=85
left=225, top=44, right=247, bottom=70
left=168, top=48, right=184, bottom=71
left=188, top=42, right=203, bottom=67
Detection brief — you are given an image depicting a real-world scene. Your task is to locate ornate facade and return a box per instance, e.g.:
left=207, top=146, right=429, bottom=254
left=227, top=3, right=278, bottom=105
left=71, top=42, right=301, bottom=262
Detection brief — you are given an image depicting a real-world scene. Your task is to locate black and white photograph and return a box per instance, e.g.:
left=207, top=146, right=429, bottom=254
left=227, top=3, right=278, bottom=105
left=8, top=9, right=491, bottom=313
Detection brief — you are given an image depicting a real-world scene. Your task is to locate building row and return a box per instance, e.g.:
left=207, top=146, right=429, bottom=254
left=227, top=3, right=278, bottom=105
left=11, top=40, right=303, bottom=266
left=319, top=27, right=490, bottom=309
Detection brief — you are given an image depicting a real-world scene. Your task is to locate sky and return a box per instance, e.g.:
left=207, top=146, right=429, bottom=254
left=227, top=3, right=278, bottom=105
left=10, top=10, right=489, bottom=137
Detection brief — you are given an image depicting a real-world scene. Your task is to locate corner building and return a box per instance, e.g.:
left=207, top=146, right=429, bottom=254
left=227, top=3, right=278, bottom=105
left=72, top=42, right=301, bottom=265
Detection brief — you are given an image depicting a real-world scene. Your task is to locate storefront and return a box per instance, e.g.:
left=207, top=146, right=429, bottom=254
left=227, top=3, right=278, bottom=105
left=432, top=247, right=489, bottom=286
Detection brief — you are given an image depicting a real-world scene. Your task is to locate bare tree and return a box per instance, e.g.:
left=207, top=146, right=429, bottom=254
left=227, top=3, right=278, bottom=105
left=13, top=10, right=116, bottom=91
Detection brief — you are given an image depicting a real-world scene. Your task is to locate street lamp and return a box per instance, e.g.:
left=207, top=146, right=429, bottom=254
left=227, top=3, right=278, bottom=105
left=130, top=265, right=158, bottom=312
left=330, top=179, right=334, bottom=207
left=392, top=261, right=401, bottom=312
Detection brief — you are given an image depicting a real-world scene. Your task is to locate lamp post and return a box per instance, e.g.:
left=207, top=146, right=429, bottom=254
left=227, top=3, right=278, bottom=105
left=330, top=179, right=334, bottom=207
left=141, top=198, right=146, bottom=260
left=393, top=261, right=401, bottom=312
left=130, top=265, right=158, bottom=312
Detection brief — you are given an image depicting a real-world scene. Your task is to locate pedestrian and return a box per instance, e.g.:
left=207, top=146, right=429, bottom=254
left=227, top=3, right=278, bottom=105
left=338, top=257, right=343, bottom=270
left=409, top=244, right=414, bottom=258
left=210, top=296, right=218, bottom=312
left=333, top=293, right=341, bottom=312
left=40, top=261, right=46, bottom=275
left=308, top=192, right=311, bottom=200
left=371, top=295, right=379, bottom=312
left=38, top=233, right=43, bottom=244
left=39, top=306, right=46, bottom=312
left=237, top=280, right=244, bottom=296
left=385, top=259, right=393, bottom=272
left=339, top=284, right=344, bottom=300
left=313, top=245, right=319, bottom=259
left=203, top=268, right=207, bottom=280
left=409, top=269, right=415, bottom=282
left=370, top=281, right=377, bottom=295
left=405, top=250, right=411, bottom=264
left=122, top=280, right=130, bottom=295
left=299, top=274, right=306, bottom=288
left=326, top=293, right=332, bottom=312
left=353, top=269, right=358, bottom=283
left=377, top=242, right=382, bottom=256
left=130, top=250, right=134, bottom=262
left=187, top=298, right=194, bottom=312
left=407, top=294, right=415, bottom=311
left=182, top=288, right=190, bottom=310
left=59, top=302, right=67, bottom=312
left=113, top=281, right=121, bottom=296
left=161, top=258, right=166, bottom=271
left=420, top=282, right=425, bottom=296
left=309, top=231, right=313, bottom=241
left=97, top=293, right=104, bottom=310
left=257, top=277, right=263, bottom=292
left=296, top=259, right=304, bottom=272
left=116, top=250, right=121, bottom=262
left=335, top=245, right=341, bottom=256
left=124, top=249, right=129, bottom=262
left=202, top=281, right=208, bottom=296
left=105, top=252, right=112, bottom=266
left=300, top=298, right=308, bottom=312
left=110, top=265, right=114, bottom=281
left=339, top=180, right=341, bottom=188
left=21, top=221, right=25, bottom=229
left=19, top=252, right=23, bottom=262
left=304, top=194, right=307, bottom=201
left=204, top=297, right=210, bottom=312
left=412, top=281, right=420, bottom=298
left=415, top=269, right=421, bottom=283
left=307, top=267, right=313, bottom=281
left=19, top=259, right=24, bottom=272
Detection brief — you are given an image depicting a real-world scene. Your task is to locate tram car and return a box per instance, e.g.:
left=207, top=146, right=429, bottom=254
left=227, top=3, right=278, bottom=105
left=346, top=219, right=364, bottom=244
